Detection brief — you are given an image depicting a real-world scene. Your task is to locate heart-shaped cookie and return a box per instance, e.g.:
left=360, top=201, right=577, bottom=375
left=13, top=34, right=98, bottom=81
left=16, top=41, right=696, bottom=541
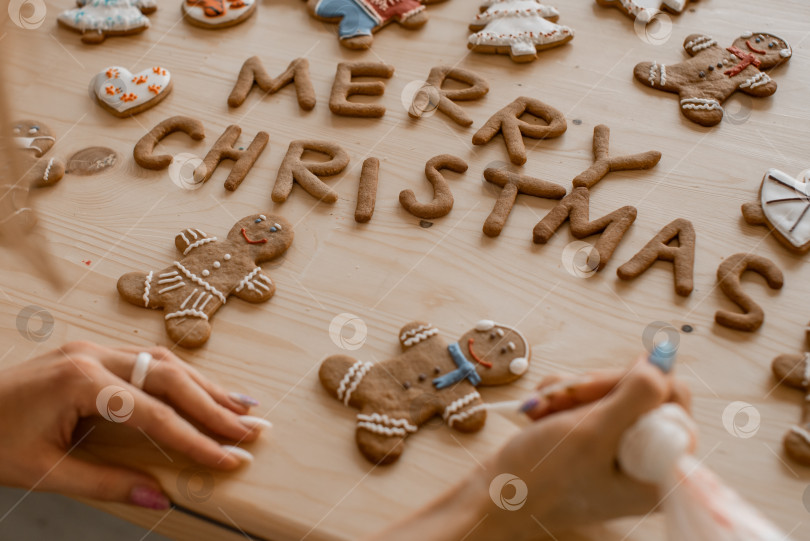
left=91, top=66, right=172, bottom=117
left=755, top=168, right=810, bottom=252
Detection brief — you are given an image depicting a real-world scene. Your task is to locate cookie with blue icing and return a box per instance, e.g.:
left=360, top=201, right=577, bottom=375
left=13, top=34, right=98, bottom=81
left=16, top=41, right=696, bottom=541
left=319, top=319, right=531, bottom=464
left=305, top=0, right=430, bottom=50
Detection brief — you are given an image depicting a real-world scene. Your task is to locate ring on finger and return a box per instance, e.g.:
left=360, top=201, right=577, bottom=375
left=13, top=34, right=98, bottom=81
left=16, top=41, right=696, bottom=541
left=131, top=352, right=153, bottom=390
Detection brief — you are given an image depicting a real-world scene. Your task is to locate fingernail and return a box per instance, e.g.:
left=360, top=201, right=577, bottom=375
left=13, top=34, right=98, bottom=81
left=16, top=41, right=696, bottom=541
left=130, top=486, right=170, bottom=510
left=238, top=415, right=273, bottom=431
left=519, top=397, right=539, bottom=413
left=228, top=392, right=260, bottom=407
left=221, top=445, right=254, bottom=464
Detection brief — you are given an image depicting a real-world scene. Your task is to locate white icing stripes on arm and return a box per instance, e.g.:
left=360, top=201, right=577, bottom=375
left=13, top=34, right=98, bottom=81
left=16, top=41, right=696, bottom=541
left=680, top=98, right=723, bottom=111
left=400, top=324, right=438, bottom=346
left=165, top=309, right=208, bottom=321
left=356, top=413, right=418, bottom=437
left=685, top=35, right=715, bottom=53
left=235, top=267, right=266, bottom=293
left=336, top=360, right=373, bottom=406
left=142, top=271, right=153, bottom=307
left=447, top=404, right=487, bottom=428
left=739, top=72, right=771, bottom=89
left=443, top=391, right=481, bottom=421
left=183, top=236, right=217, bottom=255
left=173, top=261, right=227, bottom=304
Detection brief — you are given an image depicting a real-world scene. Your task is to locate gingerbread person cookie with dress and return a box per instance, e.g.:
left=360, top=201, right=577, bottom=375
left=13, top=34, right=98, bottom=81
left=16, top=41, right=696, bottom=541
left=117, top=214, right=293, bottom=348
left=319, top=319, right=531, bottom=465
left=634, top=31, right=792, bottom=126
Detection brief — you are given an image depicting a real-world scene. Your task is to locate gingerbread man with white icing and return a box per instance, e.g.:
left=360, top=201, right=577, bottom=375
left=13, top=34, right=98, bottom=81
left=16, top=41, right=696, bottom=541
left=634, top=31, right=792, bottom=126
left=117, top=214, right=293, bottom=348
left=771, top=326, right=810, bottom=466
left=319, top=319, right=531, bottom=465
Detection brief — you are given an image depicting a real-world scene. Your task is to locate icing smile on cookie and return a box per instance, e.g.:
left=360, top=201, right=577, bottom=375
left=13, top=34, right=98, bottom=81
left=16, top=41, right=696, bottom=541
left=241, top=228, right=267, bottom=244
left=746, top=40, right=767, bottom=54
left=467, top=338, right=492, bottom=368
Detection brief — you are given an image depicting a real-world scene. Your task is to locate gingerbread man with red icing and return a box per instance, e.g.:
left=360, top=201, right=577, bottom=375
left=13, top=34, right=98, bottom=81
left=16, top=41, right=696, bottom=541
left=634, top=31, right=792, bottom=126
left=319, top=319, right=531, bottom=465
left=117, top=214, right=293, bottom=348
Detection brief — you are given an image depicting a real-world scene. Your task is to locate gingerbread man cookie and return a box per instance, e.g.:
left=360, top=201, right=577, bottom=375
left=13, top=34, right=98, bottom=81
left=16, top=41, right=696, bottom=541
left=305, top=0, right=429, bottom=50
left=468, top=0, right=574, bottom=63
left=182, top=0, right=257, bottom=29
left=10, top=120, right=65, bottom=188
left=742, top=168, right=810, bottom=254
left=596, top=0, right=694, bottom=23
left=58, top=0, right=152, bottom=44
left=319, top=319, right=531, bottom=465
left=117, top=214, right=293, bottom=348
left=771, top=330, right=810, bottom=466
left=634, top=31, right=792, bottom=127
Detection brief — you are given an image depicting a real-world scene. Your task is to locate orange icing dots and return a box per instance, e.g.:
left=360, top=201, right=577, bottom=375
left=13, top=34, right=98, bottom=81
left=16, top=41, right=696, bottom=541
left=148, top=84, right=161, bottom=94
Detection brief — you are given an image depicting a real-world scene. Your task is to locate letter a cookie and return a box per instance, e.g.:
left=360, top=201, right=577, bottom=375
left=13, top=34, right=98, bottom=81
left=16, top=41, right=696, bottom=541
left=117, top=214, right=293, bottom=348
left=634, top=31, right=792, bottom=126
left=319, top=319, right=531, bottom=464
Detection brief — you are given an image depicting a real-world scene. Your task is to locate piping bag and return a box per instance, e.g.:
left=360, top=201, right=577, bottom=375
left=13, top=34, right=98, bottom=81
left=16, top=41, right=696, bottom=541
left=490, top=343, right=789, bottom=540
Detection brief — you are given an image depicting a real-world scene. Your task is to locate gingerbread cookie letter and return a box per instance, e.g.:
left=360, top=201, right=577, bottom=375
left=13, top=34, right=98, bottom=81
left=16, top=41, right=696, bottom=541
left=617, top=218, right=696, bottom=296
left=272, top=140, right=350, bottom=203
left=228, top=57, right=316, bottom=110
left=194, top=125, right=269, bottom=191
left=306, top=0, right=429, bottom=50
left=355, top=158, right=380, bottom=224
left=533, top=187, right=637, bottom=270
left=634, top=31, right=792, bottom=126
left=482, top=167, right=566, bottom=238
left=715, top=253, right=783, bottom=332
left=572, top=125, right=661, bottom=189
left=468, top=0, right=574, bottom=63
left=409, top=66, right=489, bottom=127
left=742, top=168, right=810, bottom=253
left=473, top=97, right=567, bottom=166
left=330, top=62, right=395, bottom=118
left=319, top=319, right=531, bottom=464
left=134, top=116, right=206, bottom=170
left=399, top=155, right=468, bottom=220
left=117, top=214, right=293, bottom=348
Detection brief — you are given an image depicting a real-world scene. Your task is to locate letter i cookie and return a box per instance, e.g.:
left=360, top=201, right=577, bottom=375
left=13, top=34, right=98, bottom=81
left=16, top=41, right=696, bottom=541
left=319, top=319, right=531, bottom=465
left=634, top=31, right=792, bottom=126
left=117, top=214, right=293, bottom=348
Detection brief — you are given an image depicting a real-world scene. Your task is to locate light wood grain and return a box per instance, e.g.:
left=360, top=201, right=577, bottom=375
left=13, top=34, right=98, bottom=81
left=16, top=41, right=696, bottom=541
left=2, top=0, right=810, bottom=539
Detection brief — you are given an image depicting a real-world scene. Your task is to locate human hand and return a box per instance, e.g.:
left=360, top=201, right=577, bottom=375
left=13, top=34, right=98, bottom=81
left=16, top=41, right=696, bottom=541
left=0, top=341, right=269, bottom=510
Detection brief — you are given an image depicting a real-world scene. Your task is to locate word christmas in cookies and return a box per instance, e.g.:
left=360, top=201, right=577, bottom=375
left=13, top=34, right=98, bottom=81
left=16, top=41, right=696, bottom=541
left=319, top=319, right=531, bottom=464
left=771, top=329, right=810, bottom=466
left=182, top=0, right=257, bottom=29
left=634, top=31, right=792, bottom=126
left=117, top=214, right=293, bottom=347
left=304, top=0, right=433, bottom=50
left=91, top=66, right=172, bottom=117
left=596, top=0, right=694, bottom=23
left=468, top=0, right=574, bottom=63
left=58, top=0, right=153, bottom=44
left=742, top=168, right=810, bottom=253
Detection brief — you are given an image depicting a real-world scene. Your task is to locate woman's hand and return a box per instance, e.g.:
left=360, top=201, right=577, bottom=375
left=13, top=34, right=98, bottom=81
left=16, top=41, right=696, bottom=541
left=0, top=341, right=269, bottom=510
left=369, top=355, right=691, bottom=541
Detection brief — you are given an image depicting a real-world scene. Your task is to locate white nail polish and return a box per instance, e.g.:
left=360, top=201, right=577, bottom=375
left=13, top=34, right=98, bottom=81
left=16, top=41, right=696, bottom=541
left=221, top=445, right=254, bottom=463
left=238, top=415, right=273, bottom=430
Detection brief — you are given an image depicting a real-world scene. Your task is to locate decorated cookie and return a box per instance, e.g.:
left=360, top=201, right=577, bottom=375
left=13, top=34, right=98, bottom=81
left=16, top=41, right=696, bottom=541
left=634, top=31, right=792, bottom=127
left=77, top=0, right=156, bottom=14
left=10, top=120, right=65, bottom=187
left=58, top=0, right=152, bottom=44
left=65, top=147, right=118, bottom=176
left=182, top=0, right=257, bottom=29
left=117, top=214, right=293, bottom=348
left=771, top=332, right=810, bottom=466
left=319, top=319, right=531, bottom=464
left=91, top=66, right=172, bottom=117
left=468, top=0, right=573, bottom=62
left=305, top=0, right=429, bottom=50
left=596, top=0, right=694, bottom=23
left=742, top=169, right=810, bottom=253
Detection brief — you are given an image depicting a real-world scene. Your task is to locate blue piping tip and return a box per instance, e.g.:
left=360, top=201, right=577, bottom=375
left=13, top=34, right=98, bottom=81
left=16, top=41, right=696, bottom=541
left=649, top=341, right=677, bottom=374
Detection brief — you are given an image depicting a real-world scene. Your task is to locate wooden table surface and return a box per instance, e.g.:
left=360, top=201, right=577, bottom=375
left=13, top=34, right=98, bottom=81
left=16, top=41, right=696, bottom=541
left=2, top=0, right=809, bottom=539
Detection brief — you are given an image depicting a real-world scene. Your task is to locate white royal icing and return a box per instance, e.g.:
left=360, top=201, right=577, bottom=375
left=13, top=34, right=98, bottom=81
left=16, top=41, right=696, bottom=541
left=165, top=308, right=208, bottom=321
left=43, top=158, right=55, bottom=182
left=182, top=0, right=256, bottom=25
left=357, top=413, right=418, bottom=433
left=183, top=236, right=217, bottom=255
left=174, top=261, right=227, bottom=304
left=235, top=267, right=262, bottom=292
left=447, top=404, right=487, bottom=428
left=142, top=270, right=153, bottom=307
left=443, top=391, right=482, bottom=421
left=468, top=0, right=573, bottom=57
left=59, top=0, right=150, bottom=33
left=790, top=425, right=810, bottom=446
left=739, top=72, right=771, bottom=89
left=336, top=360, right=373, bottom=406
left=91, top=66, right=171, bottom=114
left=759, top=168, right=810, bottom=249
left=402, top=325, right=438, bottom=347
left=680, top=97, right=723, bottom=111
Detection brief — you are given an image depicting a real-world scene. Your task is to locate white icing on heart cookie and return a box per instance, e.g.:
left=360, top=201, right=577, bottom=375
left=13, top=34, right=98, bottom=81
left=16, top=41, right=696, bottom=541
left=91, top=66, right=171, bottom=115
left=760, top=168, right=810, bottom=250
left=182, top=0, right=256, bottom=26
left=468, top=0, right=574, bottom=59
left=59, top=0, right=150, bottom=33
